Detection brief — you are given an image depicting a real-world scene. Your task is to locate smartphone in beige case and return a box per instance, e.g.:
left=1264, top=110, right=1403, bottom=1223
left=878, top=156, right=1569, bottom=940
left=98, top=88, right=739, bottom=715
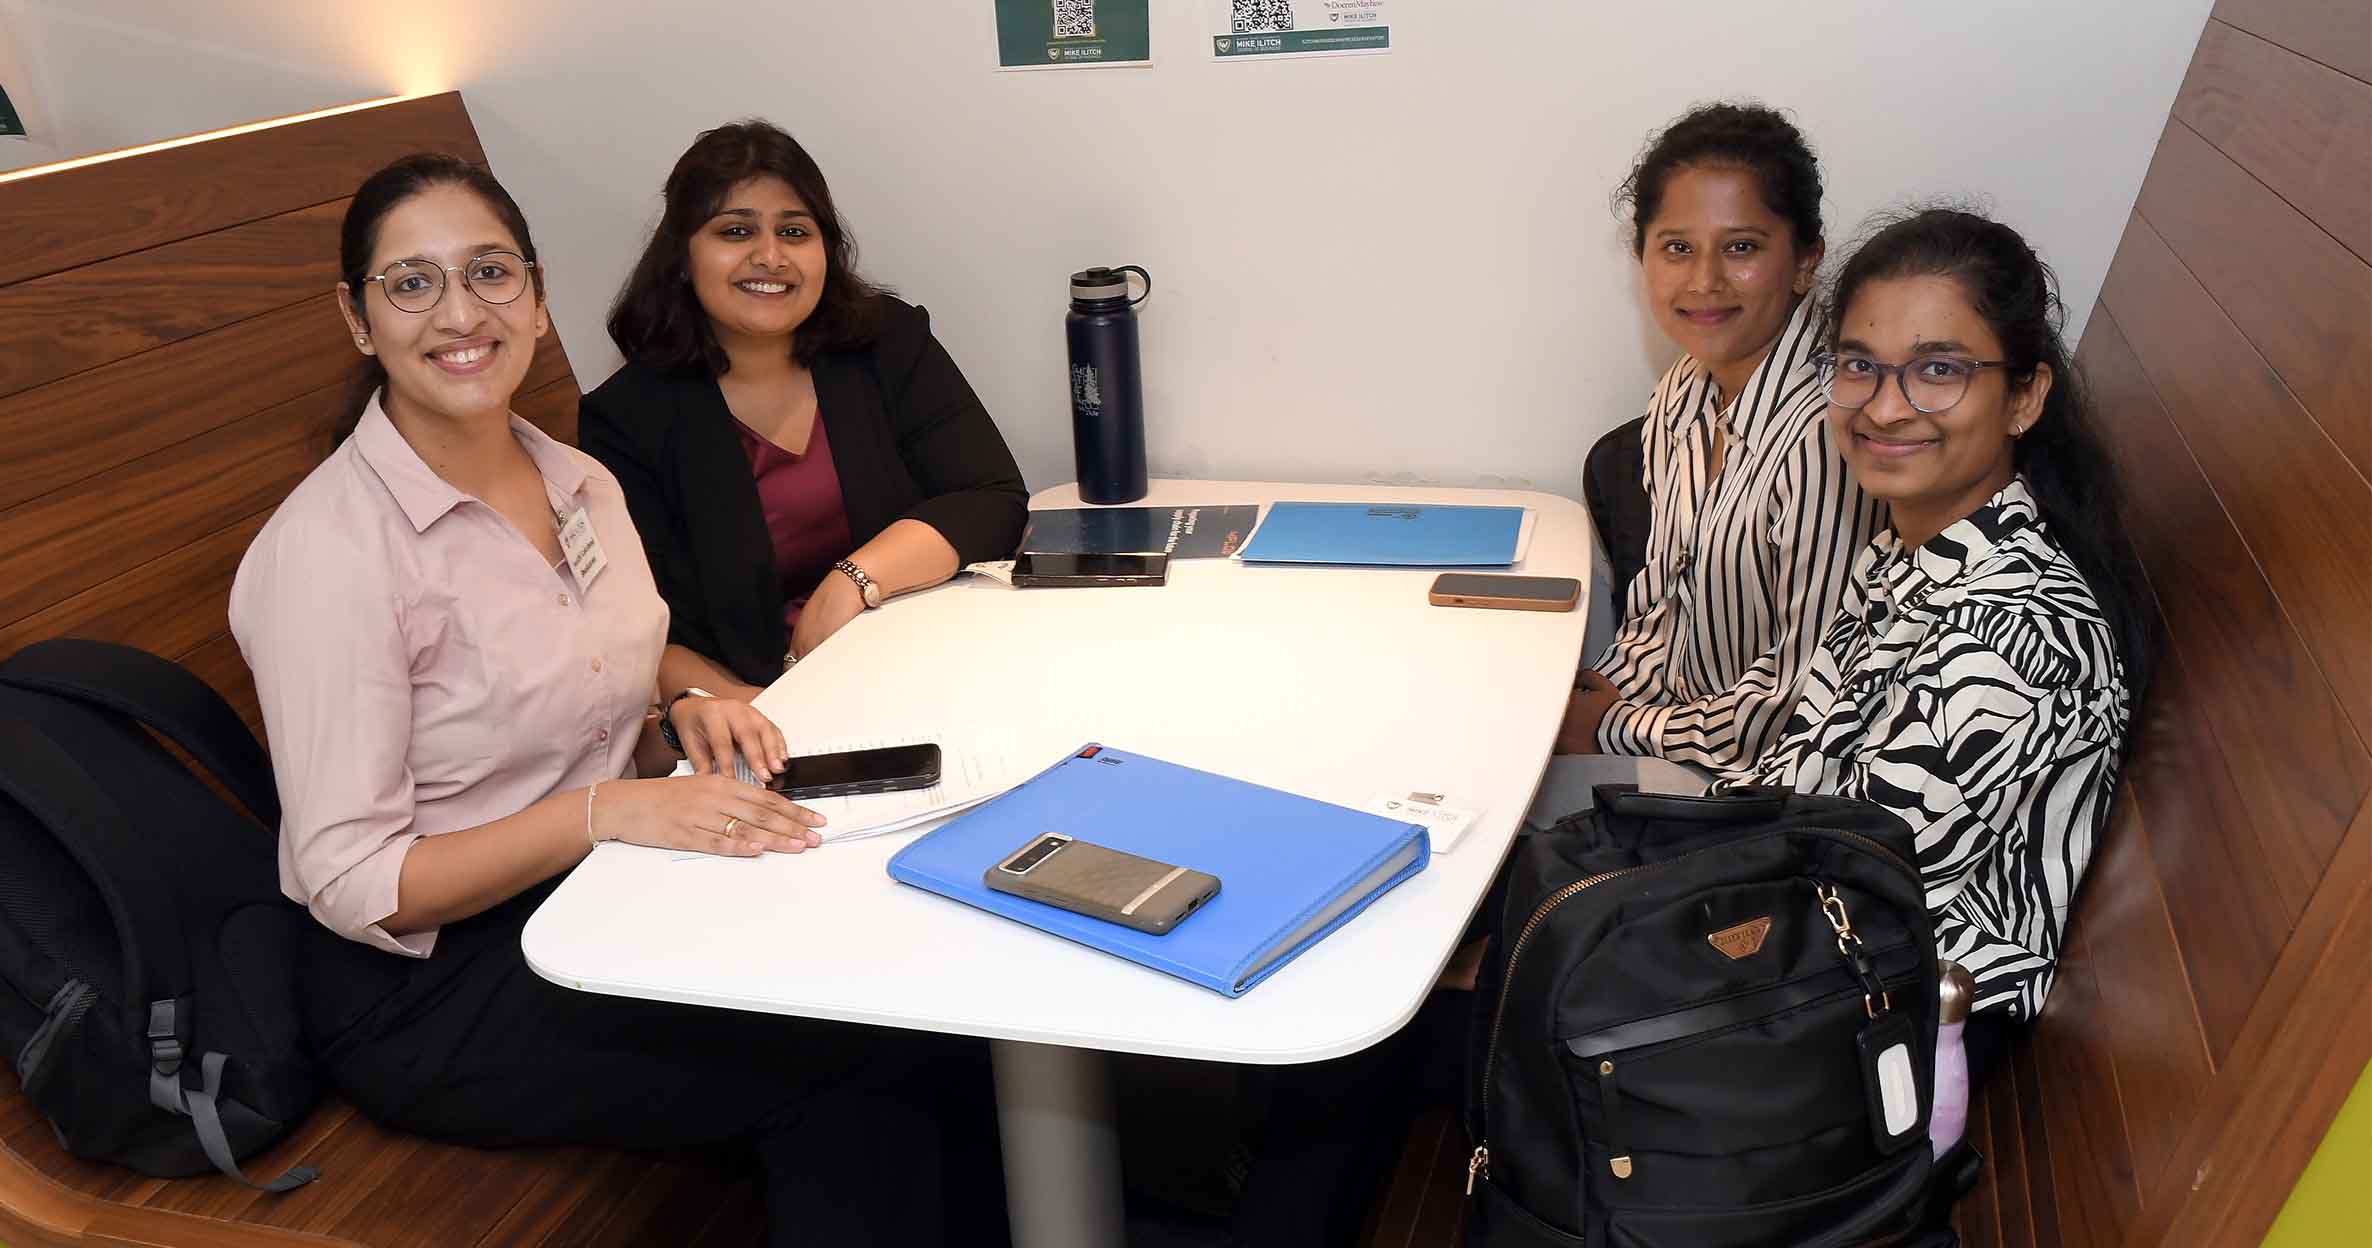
left=984, top=833, right=1222, bottom=935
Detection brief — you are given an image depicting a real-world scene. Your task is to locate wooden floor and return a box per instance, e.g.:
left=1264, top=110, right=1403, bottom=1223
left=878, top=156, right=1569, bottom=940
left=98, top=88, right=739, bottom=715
left=0, top=1071, right=766, bottom=1247
left=4, top=1077, right=2001, bottom=1247
left=1, top=1069, right=1486, bottom=1248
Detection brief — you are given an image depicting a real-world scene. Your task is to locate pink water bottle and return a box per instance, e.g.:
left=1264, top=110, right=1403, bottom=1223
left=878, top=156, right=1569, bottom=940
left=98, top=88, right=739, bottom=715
left=1930, top=961, right=1975, bottom=1152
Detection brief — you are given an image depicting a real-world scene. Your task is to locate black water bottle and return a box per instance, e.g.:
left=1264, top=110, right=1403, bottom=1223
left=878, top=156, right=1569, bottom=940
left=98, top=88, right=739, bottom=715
left=1066, top=265, right=1151, bottom=504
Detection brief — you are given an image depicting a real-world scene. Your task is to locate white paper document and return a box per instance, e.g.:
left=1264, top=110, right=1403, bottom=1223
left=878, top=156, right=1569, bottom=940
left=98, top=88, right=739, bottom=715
left=663, top=736, right=1031, bottom=858
left=1364, top=790, right=1486, bottom=854
left=964, top=559, right=1018, bottom=587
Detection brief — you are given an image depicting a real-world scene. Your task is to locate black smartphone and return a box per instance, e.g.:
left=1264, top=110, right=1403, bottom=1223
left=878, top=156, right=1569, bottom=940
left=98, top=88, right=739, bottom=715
left=765, top=743, right=942, bottom=800
left=984, top=833, right=1221, bottom=935
left=1011, top=552, right=1169, bottom=588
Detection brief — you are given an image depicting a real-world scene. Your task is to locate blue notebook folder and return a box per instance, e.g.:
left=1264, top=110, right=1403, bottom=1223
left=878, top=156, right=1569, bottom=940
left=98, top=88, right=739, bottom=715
left=887, top=746, right=1430, bottom=997
left=1236, top=501, right=1524, bottom=566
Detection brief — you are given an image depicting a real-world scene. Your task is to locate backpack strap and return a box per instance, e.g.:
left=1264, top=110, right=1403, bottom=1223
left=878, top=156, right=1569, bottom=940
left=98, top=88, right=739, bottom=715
left=155, top=1051, right=319, bottom=1192
left=1591, top=784, right=1792, bottom=824
left=0, top=719, right=312, bottom=1190
left=0, top=639, right=279, bottom=826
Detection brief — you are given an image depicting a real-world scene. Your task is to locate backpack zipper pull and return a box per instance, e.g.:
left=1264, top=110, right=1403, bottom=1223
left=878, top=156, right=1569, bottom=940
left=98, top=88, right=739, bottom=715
left=1817, top=880, right=1893, bottom=1017
left=1599, top=1059, right=1633, bottom=1179
left=1466, top=1145, right=1489, bottom=1196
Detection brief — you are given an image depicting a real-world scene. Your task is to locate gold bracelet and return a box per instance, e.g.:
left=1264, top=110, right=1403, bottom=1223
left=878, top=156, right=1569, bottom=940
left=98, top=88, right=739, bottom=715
left=585, top=782, right=601, bottom=849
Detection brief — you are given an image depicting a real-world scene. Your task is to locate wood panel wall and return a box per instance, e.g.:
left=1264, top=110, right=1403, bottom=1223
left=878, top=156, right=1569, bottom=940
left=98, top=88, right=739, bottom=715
left=1954, top=2, right=2370, bottom=1243
left=0, top=92, right=584, bottom=733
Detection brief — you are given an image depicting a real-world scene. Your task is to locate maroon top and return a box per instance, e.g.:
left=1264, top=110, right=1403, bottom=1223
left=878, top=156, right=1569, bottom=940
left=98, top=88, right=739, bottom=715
left=735, top=412, right=855, bottom=634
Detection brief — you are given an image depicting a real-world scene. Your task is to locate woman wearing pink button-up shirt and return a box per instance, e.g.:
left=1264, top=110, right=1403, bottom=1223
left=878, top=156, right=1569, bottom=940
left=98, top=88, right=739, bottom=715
left=231, top=155, right=994, bottom=1247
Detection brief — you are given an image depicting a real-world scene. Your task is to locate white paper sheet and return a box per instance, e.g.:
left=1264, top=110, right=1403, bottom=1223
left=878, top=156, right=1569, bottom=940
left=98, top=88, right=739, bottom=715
left=1363, top=790, right=1487, bottom=854
left=664, top=736, right=1031, bottom=858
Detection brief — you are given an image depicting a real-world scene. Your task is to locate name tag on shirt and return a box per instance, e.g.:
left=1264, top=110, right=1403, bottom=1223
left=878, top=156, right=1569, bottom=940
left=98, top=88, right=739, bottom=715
left=557, top=506, right=609, bottom=591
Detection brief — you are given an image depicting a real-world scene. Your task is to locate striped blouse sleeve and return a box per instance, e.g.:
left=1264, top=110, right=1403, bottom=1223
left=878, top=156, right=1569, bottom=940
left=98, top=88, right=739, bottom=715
left=1598, top=415, right=1884, bottom=771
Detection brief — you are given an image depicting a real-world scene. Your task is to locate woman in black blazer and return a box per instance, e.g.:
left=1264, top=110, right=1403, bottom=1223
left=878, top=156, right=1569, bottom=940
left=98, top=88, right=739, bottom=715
left=581, top=120, right=1026, bottom=722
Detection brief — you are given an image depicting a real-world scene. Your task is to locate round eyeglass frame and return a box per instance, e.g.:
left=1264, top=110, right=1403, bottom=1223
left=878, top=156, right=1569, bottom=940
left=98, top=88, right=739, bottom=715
left=1815, top=352, right=2014, bottom=415
left=362, top=251, right=538, bottom=314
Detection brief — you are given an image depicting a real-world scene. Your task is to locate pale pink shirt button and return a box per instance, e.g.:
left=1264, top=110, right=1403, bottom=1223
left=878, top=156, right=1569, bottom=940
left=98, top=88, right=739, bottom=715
left=231, top=394, right=668, bottom=957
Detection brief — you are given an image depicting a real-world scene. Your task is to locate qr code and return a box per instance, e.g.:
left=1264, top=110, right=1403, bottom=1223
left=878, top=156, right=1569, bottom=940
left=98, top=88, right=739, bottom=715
left=1231, top=0, right=1294, bottom=33
left=1053, top=0, right=1095, bottom=38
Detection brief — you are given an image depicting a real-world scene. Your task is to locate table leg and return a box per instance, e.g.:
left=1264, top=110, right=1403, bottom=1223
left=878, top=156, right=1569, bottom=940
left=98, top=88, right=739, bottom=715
left=991, top=1039, right=1126, bottom=1248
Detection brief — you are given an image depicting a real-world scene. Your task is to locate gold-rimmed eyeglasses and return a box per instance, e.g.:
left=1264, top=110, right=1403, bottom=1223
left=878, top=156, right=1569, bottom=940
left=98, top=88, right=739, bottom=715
left=362, top=251, right=537, bottom=314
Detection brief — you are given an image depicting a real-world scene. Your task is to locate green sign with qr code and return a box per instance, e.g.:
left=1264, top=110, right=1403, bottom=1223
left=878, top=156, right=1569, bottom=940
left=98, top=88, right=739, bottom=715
left=1210, top=0, right=1394, bottom=60
left=994, top=0, right=1151, bottom=69
left=0, top=83, right=24, bottom=138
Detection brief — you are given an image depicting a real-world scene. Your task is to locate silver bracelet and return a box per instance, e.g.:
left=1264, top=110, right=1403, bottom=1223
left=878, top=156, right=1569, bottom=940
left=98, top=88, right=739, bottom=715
left=585, top=782, right=601, bottom=849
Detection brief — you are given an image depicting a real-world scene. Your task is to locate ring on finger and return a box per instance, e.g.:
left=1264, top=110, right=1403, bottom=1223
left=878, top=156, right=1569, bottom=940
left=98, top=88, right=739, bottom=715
left=722, top=816, right=741, bottom=839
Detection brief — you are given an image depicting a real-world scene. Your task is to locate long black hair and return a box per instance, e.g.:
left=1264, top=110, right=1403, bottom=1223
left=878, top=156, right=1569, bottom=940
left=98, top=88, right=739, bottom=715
left=1828, top=208, right=2157, bottom=696
left=332, top=153, right=545, bottom=444
left=606, top=119, right=883, bottom=374
left=1615, top=101, right=1824, bottom=256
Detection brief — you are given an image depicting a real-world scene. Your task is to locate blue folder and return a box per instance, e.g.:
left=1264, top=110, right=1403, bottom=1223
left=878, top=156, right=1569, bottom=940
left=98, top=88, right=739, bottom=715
left=1236, top=501, right=1524, bottom=566
left=887, top=745, right=1430, bottom=997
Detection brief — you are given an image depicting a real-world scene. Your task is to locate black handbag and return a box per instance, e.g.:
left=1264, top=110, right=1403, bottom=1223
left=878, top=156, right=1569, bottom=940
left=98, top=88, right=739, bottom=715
left=1466, top=786, right=1941, bottom=1247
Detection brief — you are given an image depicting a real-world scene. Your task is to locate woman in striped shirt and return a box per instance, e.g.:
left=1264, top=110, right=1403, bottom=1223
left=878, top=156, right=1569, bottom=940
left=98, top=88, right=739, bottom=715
left=1750, top=210, right=2154, bottom=1036
left=1535, top=103, right=1884, bottom=818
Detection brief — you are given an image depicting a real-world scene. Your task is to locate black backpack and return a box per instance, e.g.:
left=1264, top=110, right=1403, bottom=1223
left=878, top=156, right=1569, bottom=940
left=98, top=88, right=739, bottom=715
left=0, top=638, right=319, bottom=1190
left=1466, top=786, right=1942, bottom=1247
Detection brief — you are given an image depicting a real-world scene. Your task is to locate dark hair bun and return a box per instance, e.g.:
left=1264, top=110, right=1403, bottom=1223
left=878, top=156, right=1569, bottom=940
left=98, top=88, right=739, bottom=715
left=1616, top=101, right=1823, bottom=257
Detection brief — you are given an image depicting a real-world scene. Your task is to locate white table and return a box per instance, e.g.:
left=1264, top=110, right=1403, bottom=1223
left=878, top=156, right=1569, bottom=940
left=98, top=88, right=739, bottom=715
left=525, top=479, right=1595, bottom=1247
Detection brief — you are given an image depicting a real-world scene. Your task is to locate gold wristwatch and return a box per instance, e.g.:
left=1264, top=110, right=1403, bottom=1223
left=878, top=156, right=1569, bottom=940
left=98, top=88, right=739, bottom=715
left=832, top=559, right=882, bottom=609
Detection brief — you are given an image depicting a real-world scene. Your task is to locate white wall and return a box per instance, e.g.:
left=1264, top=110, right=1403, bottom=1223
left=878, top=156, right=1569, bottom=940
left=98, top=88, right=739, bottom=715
left=4, top=0, right=2213, bottom=497
left=0, top=0, right=379, bottom=172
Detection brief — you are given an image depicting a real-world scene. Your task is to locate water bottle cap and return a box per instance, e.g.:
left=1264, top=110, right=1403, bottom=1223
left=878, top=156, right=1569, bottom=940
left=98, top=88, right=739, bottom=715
left=1937, top=960, right=1976, bottom=1024
left=1071, top=266, right=1149, bottom=306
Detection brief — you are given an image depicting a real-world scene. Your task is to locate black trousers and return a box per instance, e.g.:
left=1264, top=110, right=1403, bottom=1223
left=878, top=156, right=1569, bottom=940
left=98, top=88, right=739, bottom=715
left=298, top=882, right=1006, bottom=1248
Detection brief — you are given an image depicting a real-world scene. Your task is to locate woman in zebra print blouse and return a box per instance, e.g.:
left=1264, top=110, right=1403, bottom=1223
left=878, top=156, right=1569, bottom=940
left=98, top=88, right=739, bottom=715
left=1749, top=210, right=2156, bottom=1038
